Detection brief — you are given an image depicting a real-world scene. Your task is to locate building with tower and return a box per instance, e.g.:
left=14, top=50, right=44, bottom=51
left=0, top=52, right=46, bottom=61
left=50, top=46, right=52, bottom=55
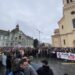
left=0, top=25, right=34, bottom=48
left=52, top=0, right=75, bottom=47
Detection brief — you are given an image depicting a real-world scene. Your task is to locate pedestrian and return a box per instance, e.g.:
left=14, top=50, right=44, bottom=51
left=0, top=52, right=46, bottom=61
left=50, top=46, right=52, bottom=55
left=2, top=52, right=7, bottom=75
left=14, top=57, right=38, bottom=75
left=2, top=52, right=7, bottom=67
left=37, top=59, right=54, bottom=75
left=14, top=59, right=26, bottom=75
left=23, top=57, right=38, bottom=75
left=6, top=53, right=12, bottom=75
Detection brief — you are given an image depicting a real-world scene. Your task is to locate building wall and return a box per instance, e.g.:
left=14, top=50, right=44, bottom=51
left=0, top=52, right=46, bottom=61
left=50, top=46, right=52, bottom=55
left=11, top=31, right=33, bottom=48
left=60, top=34, right=68, bottom=47
left=0, top=35, right=9, bottom=47
left=52, top=35, right=61, bottom=47
left=64, top=8, right=75, bottom=33
left=52, top=0, right=75, bottom=47
left=0, top=26, right=33, bottom=48
left=59, top=1, right=75, bottom=34
left=52, top=31, right=75, bottom=47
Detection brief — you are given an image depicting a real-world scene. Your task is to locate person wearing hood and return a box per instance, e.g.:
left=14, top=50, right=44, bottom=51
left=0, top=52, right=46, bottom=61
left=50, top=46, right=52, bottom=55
left=37, top=59, right=54, bottom=75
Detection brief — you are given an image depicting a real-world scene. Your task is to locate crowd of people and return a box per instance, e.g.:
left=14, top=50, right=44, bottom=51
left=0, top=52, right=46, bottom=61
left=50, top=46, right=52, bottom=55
left=0, top=47, right=54, bottom=75
left=50, top=47, right=75, bottom=53
left=0, top=47, right=74, bottom=75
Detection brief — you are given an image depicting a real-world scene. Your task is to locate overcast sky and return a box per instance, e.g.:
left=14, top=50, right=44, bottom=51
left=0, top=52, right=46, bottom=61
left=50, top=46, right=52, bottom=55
left=0, top=0, right=63, bottom=44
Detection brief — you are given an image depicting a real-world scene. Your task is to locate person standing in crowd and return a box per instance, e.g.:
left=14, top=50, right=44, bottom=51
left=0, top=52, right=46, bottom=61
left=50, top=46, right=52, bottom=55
left=0, top=52, right=7, bottom=75
left=2, top=52, right=7, bottom=67
left=14, top=59, right=26, bottom=75
left=6, top=53, right=12, bottom=75
left=14, top=57, right=38, bottom=75
left=16, top=49, right=25, bottom=59
left=12, top=49, right=25, bottom=74
left=1, top=52, right=7, bottom=75
left=37, top=59, right=54, bottom=75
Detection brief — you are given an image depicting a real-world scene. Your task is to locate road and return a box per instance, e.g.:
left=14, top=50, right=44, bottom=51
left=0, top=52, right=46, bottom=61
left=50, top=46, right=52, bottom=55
left=31, top=57, right=75, bottom=75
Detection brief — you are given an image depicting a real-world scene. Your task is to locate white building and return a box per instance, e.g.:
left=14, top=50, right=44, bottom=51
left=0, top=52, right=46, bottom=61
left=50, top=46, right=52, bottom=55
left=0, top=25, right=34, bottom=48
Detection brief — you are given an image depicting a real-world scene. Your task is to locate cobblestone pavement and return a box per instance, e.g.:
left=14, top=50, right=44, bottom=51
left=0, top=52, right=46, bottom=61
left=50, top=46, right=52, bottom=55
left=32, top=58, right=75, bottom=75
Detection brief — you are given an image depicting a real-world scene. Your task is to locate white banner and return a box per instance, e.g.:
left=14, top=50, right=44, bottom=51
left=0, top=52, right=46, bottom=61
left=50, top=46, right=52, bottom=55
left=57, top=52, right=75, bottom=60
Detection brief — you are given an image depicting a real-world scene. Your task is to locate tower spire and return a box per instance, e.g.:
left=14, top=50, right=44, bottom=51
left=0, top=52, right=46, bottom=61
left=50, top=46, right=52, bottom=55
left=16, top=24, right=19, bottom=31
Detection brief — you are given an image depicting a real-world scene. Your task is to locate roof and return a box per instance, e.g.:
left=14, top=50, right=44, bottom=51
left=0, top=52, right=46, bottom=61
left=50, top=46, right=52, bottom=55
left=26, top=35, right=33, bottom=40
left=0, top=30, right=9, bottom=36
left=11, top=25, right=19, bottom=34
left=11, top=29, right=33, bottom=40
left=0, top=25, right=33, bottom=41
left=11, top=28, right=19, bottom=34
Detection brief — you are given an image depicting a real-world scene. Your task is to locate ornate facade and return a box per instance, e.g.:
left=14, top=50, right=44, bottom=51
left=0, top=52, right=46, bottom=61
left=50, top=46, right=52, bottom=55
left=0, top=25, right=33, bottom=48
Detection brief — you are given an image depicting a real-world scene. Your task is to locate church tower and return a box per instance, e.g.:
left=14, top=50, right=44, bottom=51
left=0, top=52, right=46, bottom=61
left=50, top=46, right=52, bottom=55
left=16, top=24, right=19, bottom=31
left=63, top=0, right=75, bottom=11
left=59, top=0, right=75, bottom=34
left=63, top=0, right=73, bottom=5
left=52, top=0, right=75, bottom=47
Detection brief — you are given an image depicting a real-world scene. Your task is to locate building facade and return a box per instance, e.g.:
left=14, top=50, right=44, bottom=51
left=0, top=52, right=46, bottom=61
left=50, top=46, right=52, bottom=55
left=52, top=0, right=75, bottom=47
left=0, top=25, right=33, bottom=48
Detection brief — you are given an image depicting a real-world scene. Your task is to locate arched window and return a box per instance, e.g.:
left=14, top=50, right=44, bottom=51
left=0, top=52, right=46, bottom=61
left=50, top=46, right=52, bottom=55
left=15, top=37, right=17, bottom=40
left=70, top=0, right=73, bottom=2
left=73, top=40, right=75, bottom=47
left=62, top=25, right=64, bottom=29
left=63, top=39, right=66, bottom=45
left=71, top=11, right=75, bottom=15
left=67, top=0, right=69, bottom=3
left=72, top=19, right=75, bottom=28
left=19, top=36, right=21, bottom=39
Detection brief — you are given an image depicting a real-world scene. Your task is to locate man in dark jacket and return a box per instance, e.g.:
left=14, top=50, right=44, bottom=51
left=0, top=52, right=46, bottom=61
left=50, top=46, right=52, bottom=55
left=37, top=59, right=54, bottom=75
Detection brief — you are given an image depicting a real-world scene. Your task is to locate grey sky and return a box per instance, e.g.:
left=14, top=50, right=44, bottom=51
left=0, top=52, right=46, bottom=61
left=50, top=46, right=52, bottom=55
left=0, top=0, right=63, bottom=43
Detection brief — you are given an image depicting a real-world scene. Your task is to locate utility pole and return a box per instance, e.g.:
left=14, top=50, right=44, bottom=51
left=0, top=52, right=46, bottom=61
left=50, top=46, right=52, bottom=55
left=36, top=29, right=42, bottom=42
left=35, top=28, right=42, bottom=48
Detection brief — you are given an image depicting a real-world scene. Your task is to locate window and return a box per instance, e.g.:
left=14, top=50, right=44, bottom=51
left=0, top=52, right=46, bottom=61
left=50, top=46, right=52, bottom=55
left=3, top=43, right=4, bottom=46
left=5, top=36, right=7, bottom=40
left=19, top=36, right=21, bottom=39
left=67, top=0, right=69, bottom=3
left=11, top=43, right=13, bottom=46
left=72, top=19, right=75, bottom=28
left=62, top=25, right=64, bottom=29
left=15, top=37, right=17, bottom=40
left=22, top=38, right=23, bottom=41
left=18, top=42, right=21, bottom=44
left=1, top=36, right=3, bottom=40
left=70, top=0, right=73, bottom=2
left=63, top=39, right=66, bottom=45
left=71, top=11, right=75, bottom=15
left=6, top=43, right=8, bottom=46
left=3, top=36, right=5, bottom=40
